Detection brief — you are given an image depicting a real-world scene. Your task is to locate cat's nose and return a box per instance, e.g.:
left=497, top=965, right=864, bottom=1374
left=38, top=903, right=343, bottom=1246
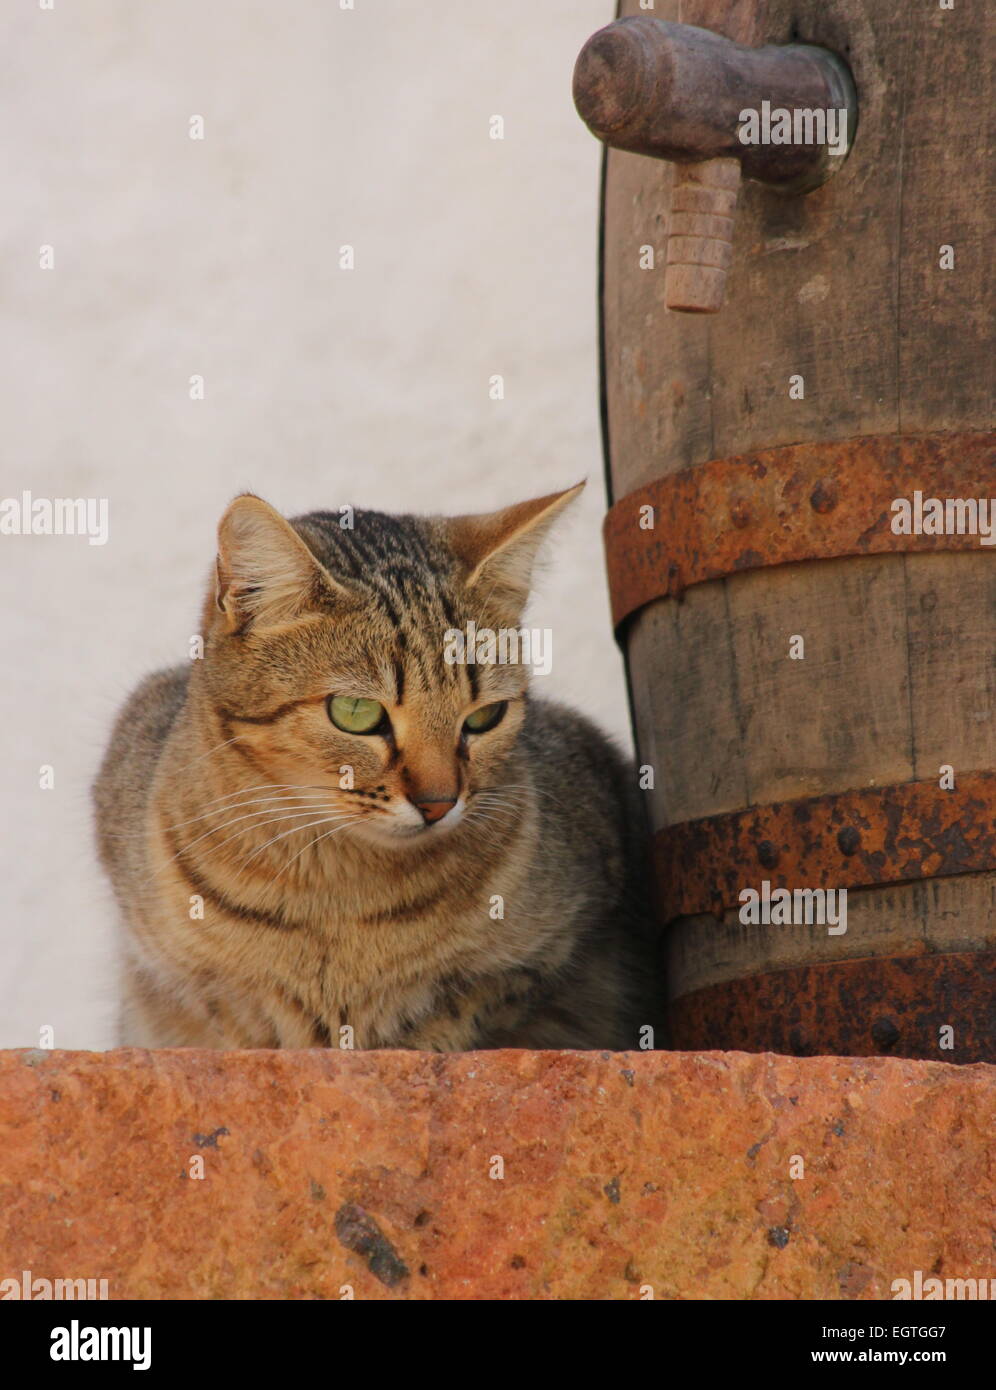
left=414, top=798, right=457, bottom=825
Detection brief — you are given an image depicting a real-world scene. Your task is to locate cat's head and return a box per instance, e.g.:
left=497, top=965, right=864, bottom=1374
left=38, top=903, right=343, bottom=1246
left=198, top=485, right=583, bottom=845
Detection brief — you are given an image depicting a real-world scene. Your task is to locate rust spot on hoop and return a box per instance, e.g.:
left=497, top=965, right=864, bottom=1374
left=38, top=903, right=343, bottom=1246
left=603, top=432, right=995, bottom=629
left=653, top=771, right=996, bottom=923
left=669, top=952, right=996, bottom=1063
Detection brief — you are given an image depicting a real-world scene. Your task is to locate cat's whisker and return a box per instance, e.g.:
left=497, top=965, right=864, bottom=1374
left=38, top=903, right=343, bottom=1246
left=466, top=797, right=520, bottom=819
left=237, top=813, right=366, bottom=871
left=489, top=782, right=565, bottom=809
left=106, top=793, right=334, bottom=839
left=463, top=805, right=520, bottom=833
left=473, top=809, right=530, bottom=827
left=144, top=805, right=342, bottom=884
left=161, top=793, right=333, bottom=833
left=271, top=817, right=369, bottom=879
left=465, top=813, right=511, bottom=834
left=186, top=807, right=348, bottom=864
left=468, top=794, right=533, bottom=820
left=165, top=735, right=248, bottom=777
left=192, top=781, right=332, bottom=810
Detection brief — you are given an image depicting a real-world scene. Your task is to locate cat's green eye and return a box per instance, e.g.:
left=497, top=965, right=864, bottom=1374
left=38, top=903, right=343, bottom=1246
left=463, top=701, right=507, bottom=735
left=328, top=695, right=387, bottom=735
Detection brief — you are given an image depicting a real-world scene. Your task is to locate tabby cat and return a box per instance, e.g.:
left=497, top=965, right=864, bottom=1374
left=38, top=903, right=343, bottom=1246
left=93, top=485, right=655, bottom=1050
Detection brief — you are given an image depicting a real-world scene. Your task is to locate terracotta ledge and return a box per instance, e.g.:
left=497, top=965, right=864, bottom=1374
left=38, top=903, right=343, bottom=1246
left=1, top=1048, right=993, bottom=1300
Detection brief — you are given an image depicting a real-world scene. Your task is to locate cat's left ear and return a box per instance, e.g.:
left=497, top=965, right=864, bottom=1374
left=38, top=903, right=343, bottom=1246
left=443, top=482, right=585, bottom=612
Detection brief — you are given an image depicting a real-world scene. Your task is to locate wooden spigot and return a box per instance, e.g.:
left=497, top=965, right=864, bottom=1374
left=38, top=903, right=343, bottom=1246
left=573, top=16, right=856, bottom=313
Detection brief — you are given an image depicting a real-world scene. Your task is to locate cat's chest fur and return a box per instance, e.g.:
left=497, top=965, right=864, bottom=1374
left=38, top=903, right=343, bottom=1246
left=139, top=793, right=564, bottom=1049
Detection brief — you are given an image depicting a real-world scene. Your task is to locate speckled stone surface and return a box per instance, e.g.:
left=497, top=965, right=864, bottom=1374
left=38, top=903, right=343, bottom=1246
left=1, top=1048, right=993, bottom=1300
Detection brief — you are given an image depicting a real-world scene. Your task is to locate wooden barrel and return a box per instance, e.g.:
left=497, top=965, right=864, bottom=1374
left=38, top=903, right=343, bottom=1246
left=589, top=0, right=995, bottom=1061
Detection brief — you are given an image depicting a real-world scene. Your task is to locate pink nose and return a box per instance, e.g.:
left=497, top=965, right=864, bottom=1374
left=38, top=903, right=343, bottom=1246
left=414, top=799, right=456, bottom=825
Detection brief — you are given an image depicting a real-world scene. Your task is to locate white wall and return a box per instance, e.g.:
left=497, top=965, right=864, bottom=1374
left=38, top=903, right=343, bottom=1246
left=0, top=0, right=625, bottom=1049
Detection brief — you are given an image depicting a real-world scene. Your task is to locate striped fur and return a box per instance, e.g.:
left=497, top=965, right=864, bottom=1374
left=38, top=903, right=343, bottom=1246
left=93, top=489, right=657, bottom=1050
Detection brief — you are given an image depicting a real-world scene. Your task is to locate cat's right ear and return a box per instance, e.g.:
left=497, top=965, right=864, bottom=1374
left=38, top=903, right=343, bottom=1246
left=215, top=494, right=345, bottom=633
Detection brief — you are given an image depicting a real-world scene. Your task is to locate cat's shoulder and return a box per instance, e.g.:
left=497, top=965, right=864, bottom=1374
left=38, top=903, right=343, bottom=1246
left=521, top=694, right=631, bottom=782
left=117, top=665, right=189, bottom=742
left=93, top=665, right=190, bottom=858
left=95, top=665, right=189, bottom=790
